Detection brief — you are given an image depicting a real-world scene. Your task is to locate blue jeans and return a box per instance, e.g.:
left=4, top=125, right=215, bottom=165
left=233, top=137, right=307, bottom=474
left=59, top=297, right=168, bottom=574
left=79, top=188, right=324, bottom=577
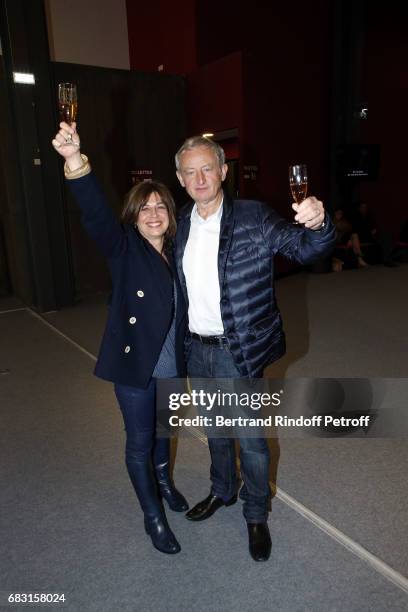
left=114, top=379, right=170, bottom=485
left=187, top=339, right=271, bottom=523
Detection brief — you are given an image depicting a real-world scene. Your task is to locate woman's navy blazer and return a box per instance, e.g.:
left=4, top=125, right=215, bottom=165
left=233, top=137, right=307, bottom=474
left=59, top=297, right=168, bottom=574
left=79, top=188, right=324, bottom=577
left=68, top=172, right=187, bottom=388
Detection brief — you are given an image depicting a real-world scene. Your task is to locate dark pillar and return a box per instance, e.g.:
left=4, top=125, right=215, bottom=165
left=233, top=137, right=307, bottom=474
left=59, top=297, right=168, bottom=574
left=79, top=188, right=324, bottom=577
left=329, top=0, right=367, bottom=211
left=0, top=0, right=74, bottom=311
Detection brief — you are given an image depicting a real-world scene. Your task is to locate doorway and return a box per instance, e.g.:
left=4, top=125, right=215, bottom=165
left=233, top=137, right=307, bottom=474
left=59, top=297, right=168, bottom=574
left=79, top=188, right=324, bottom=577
left=224, top=159, right=239, bottom=199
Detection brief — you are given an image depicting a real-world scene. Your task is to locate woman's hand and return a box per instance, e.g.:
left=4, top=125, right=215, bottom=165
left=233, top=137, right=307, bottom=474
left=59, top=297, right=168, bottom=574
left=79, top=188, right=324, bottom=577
left=52, top=122, right=83, bottom=171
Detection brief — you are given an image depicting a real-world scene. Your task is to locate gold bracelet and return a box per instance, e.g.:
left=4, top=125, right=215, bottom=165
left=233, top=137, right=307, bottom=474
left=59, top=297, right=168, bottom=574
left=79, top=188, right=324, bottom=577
left=64, top=154, right=91, bottom=180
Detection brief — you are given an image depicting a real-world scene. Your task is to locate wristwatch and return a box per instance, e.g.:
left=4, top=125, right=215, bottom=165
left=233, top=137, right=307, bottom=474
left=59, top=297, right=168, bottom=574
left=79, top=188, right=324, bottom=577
left=312, top=219, right=326, bottom=232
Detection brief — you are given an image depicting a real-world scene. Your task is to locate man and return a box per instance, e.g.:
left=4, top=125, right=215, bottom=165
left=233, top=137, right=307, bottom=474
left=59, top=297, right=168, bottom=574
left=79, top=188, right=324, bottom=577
left=174, top=136, right=335, bottom=561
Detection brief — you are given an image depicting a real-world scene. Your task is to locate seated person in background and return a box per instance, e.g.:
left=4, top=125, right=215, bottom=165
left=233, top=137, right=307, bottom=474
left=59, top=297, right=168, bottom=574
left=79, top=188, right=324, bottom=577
left=331, top=208, right=368, bottom=272
left=398, top=220, right=408, bottom=262
left=352, top=201, right=398, bottom=267
left=400, top=220, right=408, bottom=244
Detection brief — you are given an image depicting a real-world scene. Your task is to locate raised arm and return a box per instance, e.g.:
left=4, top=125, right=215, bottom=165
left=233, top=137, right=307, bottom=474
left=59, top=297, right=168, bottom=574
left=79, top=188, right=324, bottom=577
left=52, top=122, right=125, bottom=259
left=262, top=196, right=336, bottom=264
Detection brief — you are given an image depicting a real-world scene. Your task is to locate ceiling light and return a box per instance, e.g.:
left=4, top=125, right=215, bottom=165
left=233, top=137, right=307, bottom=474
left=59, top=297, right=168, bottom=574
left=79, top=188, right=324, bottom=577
left=13, top=72, right=35, bottom=84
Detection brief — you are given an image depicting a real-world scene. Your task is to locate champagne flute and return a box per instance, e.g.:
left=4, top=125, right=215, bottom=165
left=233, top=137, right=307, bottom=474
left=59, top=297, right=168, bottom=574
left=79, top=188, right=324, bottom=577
left=289, top=164, right=307, bottom=223
left=58, top=83, right=78, bottom=144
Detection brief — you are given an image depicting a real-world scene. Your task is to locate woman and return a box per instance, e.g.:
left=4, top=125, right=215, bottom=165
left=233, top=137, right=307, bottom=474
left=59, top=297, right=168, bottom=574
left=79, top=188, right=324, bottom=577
left=52, top=122, right=188, bottom=555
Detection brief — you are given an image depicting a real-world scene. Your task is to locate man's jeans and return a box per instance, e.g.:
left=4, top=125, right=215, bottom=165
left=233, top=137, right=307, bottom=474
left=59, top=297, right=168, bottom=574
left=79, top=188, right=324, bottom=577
left=187, top=338, right=271, bottom=523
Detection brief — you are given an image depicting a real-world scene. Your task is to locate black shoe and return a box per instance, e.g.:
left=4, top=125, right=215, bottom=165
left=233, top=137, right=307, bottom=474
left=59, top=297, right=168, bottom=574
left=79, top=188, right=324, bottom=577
left=384, top=260, right=398, bottom=267
left=185, top=493, right=237, bottom=521
left=247, top=522, right=272, bottom=561
left=144, top=515, right=181, bottom=554
left=155, top=461, right=189, bottom=512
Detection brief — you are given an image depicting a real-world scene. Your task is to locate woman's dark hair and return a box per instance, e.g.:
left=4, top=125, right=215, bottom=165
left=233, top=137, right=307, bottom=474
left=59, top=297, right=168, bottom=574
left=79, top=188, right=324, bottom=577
left=121, top=180, right=177, bottom=242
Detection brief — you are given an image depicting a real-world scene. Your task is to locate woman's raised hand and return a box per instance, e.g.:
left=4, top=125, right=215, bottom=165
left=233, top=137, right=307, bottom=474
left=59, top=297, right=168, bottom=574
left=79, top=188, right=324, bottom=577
left=52, top=122, right=82, bottom=168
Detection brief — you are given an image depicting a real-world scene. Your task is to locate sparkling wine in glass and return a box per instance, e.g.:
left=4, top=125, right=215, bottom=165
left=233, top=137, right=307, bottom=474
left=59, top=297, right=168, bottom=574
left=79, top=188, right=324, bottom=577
left=58, top=83, right=78, bottom=126
left=289, top=164, right=308, bottom=205
left=289, top=164, right=307, bottom=225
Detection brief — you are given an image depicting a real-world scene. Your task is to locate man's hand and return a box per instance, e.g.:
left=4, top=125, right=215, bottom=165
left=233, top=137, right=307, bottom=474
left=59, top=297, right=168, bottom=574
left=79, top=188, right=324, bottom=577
left=292, top=196, right=325, bottom=230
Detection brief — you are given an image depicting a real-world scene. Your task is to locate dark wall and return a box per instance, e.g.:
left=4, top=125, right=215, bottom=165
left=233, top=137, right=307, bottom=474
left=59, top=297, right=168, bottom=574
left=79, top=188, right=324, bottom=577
left=190, top=1, right=331, bottom=276
left=0, top=62, right=23, bottom=298
left=52, top=62, right=186, bottom=294
left=189, top=2, right=331, bottom=214
left=0, top=0, right=69, bottom=310
left=242, top=9, right=331, bottom=215
left=127, top=71, right=187, bottom=191
left=126, top=0, right=196, bottom=74
left=195, top=0, right=244, bottom=66
left=186, top=52, right=243, bottom=135
left=0, top=135, right=12, bottom=296
left=359, top=4, right=408, bottom=235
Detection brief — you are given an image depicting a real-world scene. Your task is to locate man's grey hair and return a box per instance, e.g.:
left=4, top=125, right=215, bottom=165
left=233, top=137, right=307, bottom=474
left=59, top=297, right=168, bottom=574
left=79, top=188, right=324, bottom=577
left=175, top=136, right=226, bottom=171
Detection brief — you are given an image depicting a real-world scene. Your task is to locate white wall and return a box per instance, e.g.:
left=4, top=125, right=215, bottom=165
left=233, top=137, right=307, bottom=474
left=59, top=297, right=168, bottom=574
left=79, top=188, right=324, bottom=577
left=45, top=0, right=130, bottom=70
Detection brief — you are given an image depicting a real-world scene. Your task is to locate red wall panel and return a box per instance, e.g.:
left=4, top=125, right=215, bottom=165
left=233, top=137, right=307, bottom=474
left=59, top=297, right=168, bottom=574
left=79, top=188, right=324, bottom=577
left=359, top=8, right=408, bottom=236
left=126, top=0, right=196, bottom=74
left=186, top=52, right=243, bottom=135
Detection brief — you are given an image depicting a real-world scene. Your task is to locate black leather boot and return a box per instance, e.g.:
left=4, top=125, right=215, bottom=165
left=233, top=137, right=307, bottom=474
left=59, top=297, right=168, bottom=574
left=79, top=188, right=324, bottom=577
left=155, top=460, right=189, bottom=512
left=126, top=458, right=180, bottom=554
left=144, top=513, right=180, bottom=555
